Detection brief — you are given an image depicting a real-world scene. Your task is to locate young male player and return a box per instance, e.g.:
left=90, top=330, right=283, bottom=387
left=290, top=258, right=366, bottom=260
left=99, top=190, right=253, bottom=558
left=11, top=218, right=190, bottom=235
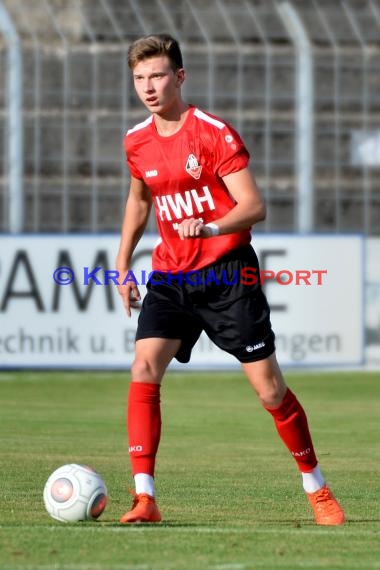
left=116, top=34, right=345, bottom=526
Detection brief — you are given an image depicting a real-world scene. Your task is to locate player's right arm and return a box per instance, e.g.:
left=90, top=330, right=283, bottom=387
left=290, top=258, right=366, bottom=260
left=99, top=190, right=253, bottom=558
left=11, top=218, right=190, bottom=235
left=116, top=176, right=152, bottom=316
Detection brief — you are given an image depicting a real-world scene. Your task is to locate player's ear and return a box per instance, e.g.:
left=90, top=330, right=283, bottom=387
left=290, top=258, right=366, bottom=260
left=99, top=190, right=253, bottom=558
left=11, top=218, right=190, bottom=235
left=175, top=68, right=186, bottom=87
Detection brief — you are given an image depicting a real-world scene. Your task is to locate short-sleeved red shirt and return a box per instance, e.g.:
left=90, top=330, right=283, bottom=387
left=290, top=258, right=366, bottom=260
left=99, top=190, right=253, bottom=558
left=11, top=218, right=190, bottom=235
left=124, top=105, right=252, bottom=272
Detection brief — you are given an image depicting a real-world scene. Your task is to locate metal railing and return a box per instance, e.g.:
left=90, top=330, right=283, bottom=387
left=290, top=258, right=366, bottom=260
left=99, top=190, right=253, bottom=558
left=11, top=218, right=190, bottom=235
left=0, top=0, right=379, bottom=234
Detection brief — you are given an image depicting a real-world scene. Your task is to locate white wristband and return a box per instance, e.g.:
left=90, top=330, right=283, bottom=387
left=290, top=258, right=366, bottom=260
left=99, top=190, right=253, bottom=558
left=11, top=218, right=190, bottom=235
left=205, top=222, right=220, bottom=237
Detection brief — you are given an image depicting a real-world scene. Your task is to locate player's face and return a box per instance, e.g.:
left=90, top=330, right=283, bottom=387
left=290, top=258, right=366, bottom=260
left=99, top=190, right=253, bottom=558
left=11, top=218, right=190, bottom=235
left=132, top=56, right=185, bottom=116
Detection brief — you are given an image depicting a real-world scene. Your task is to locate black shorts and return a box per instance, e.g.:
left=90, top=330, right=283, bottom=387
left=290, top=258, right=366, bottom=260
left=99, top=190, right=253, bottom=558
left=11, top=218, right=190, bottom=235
left=136, top=245, right=276, bottom=363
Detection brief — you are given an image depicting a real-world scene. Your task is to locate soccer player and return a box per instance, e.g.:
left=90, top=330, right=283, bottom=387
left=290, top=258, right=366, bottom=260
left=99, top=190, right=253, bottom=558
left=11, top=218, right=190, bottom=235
left=116, top=34, right=345, bottom=526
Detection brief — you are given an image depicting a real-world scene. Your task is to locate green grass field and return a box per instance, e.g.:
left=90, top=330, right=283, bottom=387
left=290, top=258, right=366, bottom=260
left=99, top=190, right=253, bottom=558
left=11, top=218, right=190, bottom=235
left=0, top=370, right=379, bottom=570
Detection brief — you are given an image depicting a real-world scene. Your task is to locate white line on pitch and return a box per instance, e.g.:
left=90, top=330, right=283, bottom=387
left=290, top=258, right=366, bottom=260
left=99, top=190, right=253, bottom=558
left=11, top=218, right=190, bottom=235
left=0, top=524, right=378, bottom=536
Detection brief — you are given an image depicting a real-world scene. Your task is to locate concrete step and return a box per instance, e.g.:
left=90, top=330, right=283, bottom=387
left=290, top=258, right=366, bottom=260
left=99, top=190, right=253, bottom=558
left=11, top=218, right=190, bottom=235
left=1, top=173, right=379, bottom=234
left=1, top=109, right=379, bottom=178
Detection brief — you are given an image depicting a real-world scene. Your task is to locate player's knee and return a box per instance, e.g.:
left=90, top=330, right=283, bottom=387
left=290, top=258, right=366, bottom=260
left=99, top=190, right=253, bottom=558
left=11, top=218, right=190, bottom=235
left=131, top=357, right=160, bottom=383
left=258, top=383, right=287, bottom=408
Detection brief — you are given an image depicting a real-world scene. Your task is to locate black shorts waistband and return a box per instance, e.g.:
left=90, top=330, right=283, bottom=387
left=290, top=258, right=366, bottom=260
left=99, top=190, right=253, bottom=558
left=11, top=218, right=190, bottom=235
left=201, top=244, right=256, bottom=270
left=154, top=245, right=257, bottom=277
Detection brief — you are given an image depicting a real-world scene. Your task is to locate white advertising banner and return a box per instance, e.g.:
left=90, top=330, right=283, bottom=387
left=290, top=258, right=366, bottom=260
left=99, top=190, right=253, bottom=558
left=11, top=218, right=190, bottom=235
left=366, top=238, right=380, bottom=366
left=0, top=234, right=364, bottom=368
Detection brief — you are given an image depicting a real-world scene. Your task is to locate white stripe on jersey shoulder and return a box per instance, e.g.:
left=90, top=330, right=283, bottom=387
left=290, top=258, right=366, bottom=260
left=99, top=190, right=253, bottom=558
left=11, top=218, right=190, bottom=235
left=194, top=108, right=226, bottom=130
left=126, top=116, right=153, bottom=136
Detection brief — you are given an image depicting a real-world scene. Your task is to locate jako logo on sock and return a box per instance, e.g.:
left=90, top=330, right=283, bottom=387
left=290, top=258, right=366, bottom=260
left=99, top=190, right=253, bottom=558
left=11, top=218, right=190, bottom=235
left=129, top=445, right=143, bottom=453
left=292, top=448, right=311, bottom=457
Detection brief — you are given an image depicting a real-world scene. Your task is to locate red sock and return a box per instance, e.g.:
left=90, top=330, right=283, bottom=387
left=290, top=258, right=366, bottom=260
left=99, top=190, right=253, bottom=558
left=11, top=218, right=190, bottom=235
left=264, top=388, right=318, bottom=472
left=127, top=382, right=161, bottom=477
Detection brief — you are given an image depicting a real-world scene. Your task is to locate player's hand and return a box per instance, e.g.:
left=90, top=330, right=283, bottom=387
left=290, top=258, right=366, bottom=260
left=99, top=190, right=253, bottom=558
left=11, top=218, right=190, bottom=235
left=177, top=218, right=215, bottom=240
left=116, top=276, right=141, bottom=317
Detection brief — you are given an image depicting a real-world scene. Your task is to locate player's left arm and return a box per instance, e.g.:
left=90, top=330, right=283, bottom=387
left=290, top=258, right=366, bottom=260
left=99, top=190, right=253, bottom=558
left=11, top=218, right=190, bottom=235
left=177, top=167, right=266, bottom=239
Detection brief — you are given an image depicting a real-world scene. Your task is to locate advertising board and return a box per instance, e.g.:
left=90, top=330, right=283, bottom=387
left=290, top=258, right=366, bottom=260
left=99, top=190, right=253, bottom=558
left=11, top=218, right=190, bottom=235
left=0, top=234, right=364, bottom=368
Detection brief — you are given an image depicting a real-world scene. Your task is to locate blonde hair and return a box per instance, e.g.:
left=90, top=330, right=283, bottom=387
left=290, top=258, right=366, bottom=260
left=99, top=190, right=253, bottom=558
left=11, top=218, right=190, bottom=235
left=128, top=34, right=183, bottom=71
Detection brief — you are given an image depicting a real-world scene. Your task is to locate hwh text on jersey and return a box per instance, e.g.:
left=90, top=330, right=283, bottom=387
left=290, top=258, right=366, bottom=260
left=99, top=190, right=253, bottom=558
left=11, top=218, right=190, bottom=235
left=155, top=185, right=216, bottom=222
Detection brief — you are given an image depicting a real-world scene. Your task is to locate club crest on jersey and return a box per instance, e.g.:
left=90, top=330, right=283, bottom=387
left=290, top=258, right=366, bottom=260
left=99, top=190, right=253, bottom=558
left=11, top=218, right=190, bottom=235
left=185, top=154, right=202, bottom=180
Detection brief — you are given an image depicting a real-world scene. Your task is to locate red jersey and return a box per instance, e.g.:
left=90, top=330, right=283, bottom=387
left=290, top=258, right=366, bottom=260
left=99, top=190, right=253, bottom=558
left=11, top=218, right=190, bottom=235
left=124, top=105, right=252, bottom=272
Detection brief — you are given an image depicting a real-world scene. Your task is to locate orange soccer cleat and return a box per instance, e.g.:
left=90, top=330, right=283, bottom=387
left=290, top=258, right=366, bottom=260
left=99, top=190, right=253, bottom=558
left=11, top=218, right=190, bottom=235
left=306, top=485, right=345, bottom=526
left=119, top=491, right=162, bottom=524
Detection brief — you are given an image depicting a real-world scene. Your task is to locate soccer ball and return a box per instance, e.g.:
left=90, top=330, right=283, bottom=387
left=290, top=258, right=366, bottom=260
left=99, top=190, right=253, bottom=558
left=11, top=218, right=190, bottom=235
left=43, top=463, right=108, bottom=522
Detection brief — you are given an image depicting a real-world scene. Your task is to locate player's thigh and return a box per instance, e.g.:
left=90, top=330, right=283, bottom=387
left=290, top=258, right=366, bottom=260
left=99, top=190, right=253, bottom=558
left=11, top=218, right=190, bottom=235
left=131, top=337, right=181, bottom=384
left=242, top=352, right=287, bottom=407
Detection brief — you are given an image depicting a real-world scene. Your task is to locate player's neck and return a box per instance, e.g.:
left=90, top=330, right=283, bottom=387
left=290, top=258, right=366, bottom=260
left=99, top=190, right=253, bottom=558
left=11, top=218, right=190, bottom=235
left=153, top=101, right=190, bottom=137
